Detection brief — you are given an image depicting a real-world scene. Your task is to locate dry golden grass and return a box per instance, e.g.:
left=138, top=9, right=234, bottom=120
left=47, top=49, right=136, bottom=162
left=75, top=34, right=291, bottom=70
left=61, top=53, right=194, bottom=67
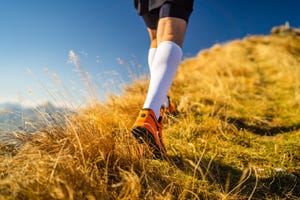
left=1, top=26, right=300, bottom=199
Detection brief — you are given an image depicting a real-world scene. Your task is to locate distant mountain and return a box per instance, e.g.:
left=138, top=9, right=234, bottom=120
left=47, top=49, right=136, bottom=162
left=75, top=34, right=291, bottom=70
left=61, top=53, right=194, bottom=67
left=0, top=102, right=22, bottom=110
left=0, top=102, right=72, bottom=133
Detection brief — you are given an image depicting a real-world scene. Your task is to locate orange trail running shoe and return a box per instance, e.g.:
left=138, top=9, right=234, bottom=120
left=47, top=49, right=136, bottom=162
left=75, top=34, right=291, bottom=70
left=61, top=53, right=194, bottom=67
left=165, top=96, right=176, bottom=113
left=160, top=96, right=177, bottom=124
left=132, top=109, right=166, bottom=159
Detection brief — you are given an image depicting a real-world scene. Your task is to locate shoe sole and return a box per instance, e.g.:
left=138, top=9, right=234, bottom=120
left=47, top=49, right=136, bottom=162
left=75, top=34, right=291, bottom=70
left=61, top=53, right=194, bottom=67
left=132, top=126, right=164, bottom=159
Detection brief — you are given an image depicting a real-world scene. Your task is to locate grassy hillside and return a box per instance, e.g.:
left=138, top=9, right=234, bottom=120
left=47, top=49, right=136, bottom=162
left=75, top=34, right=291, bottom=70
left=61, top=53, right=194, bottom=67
left=1, top=26, right=300, bottom=199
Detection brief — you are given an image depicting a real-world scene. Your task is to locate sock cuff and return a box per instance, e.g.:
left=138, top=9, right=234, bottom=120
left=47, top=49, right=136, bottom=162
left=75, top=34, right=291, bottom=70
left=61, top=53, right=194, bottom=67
left=159, top=41, right=182, bottom=53
left=158, top=41, right=183, bottom=62
left=149, top=47, right=157, bottom=52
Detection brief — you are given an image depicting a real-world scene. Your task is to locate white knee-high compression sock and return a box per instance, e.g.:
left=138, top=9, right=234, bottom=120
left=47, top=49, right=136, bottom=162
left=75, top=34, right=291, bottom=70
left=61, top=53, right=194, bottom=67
left=148, top=47, right=170, bottom=110
left=143, top=41, right=182, bottom=118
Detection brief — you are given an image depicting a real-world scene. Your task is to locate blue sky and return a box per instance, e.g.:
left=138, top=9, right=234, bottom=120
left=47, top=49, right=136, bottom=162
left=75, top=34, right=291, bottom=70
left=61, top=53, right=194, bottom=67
left=0, top=0, right=299, bottom=107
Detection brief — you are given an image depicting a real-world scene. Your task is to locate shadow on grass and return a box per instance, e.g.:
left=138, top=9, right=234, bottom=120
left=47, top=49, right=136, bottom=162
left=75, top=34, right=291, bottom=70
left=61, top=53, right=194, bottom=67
left=224, top=117, right=300, bottom=136
left=167, top=155, right=300, bottom=199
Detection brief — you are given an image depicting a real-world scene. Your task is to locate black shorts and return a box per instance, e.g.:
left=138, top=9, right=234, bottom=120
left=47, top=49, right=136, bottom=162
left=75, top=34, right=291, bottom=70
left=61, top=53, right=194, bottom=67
left=134, top=0, right=194, bottom=29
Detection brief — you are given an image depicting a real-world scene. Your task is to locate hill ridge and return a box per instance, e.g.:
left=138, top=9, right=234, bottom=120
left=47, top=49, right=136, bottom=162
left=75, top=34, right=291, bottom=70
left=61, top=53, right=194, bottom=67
left=0, top=26, right=300, bottom=199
